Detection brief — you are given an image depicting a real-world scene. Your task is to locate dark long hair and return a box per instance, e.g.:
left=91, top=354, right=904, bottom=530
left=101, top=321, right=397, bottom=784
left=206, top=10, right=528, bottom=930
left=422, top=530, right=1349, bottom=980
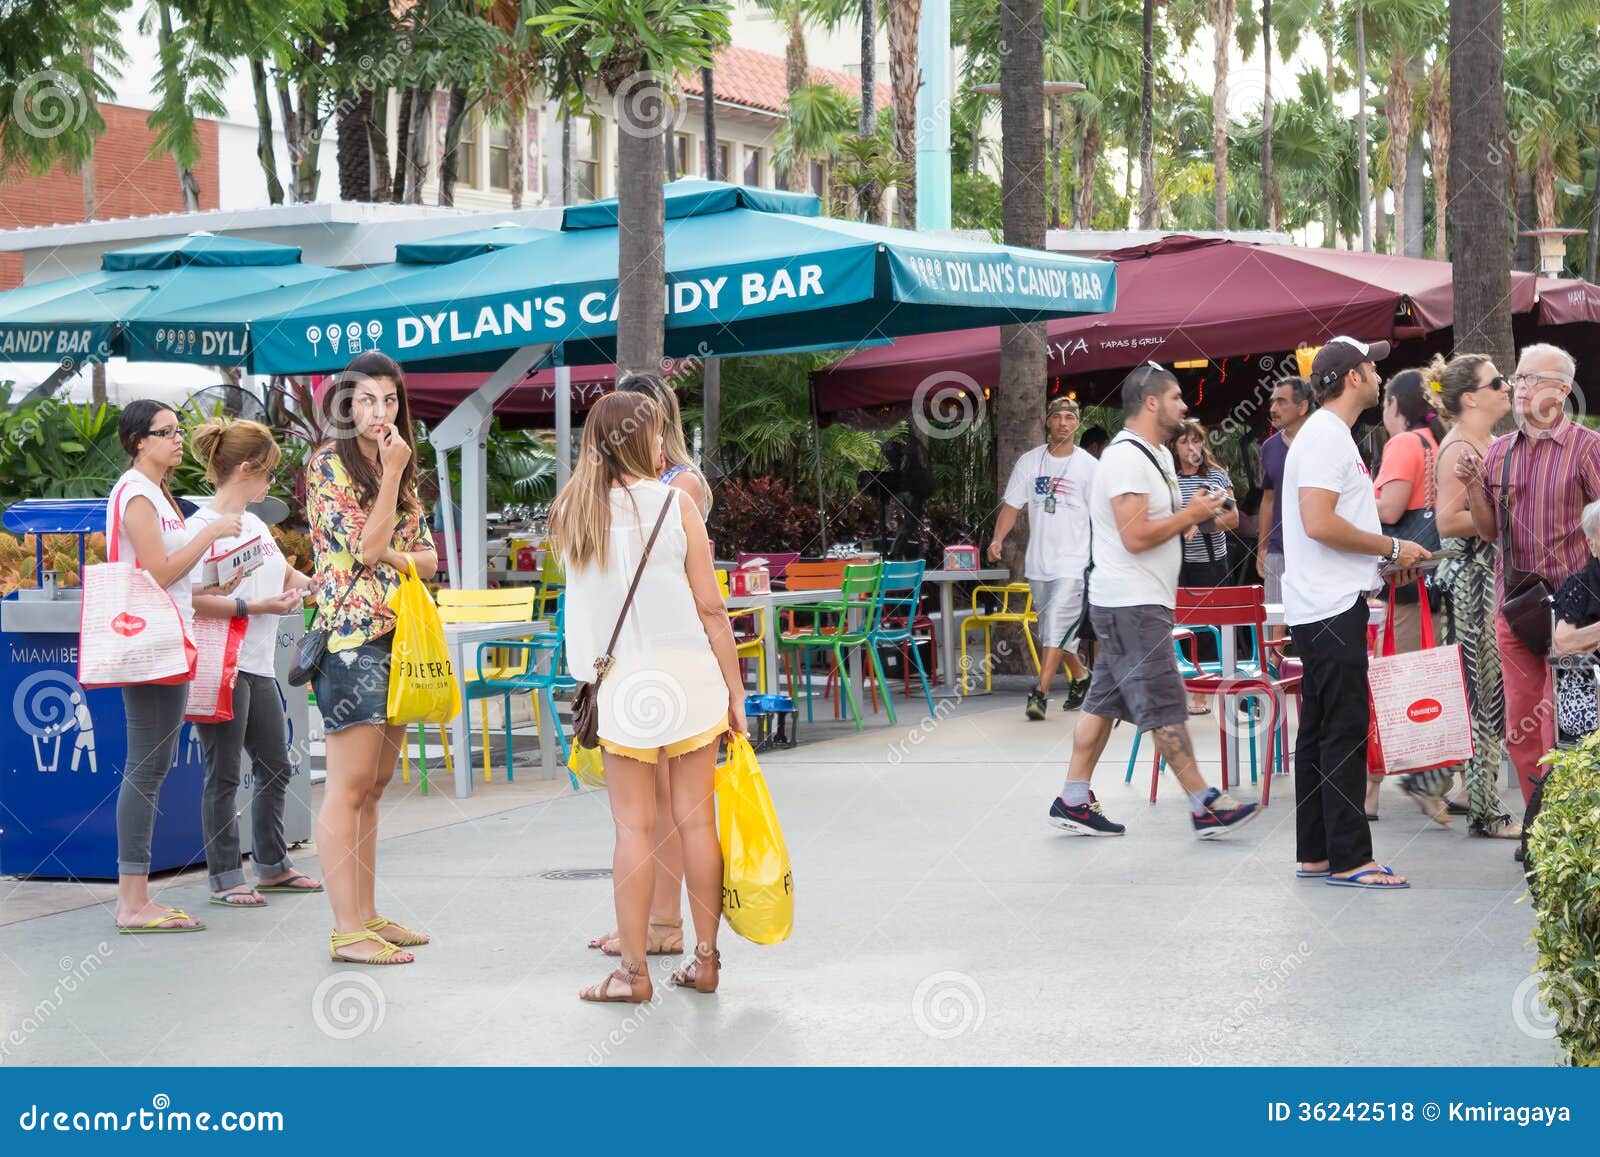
left=117, top=398, right=180, bottom=511
left=321, top=351, right=419, bottom=512
left=1385, top=369, right=1447, bottom=442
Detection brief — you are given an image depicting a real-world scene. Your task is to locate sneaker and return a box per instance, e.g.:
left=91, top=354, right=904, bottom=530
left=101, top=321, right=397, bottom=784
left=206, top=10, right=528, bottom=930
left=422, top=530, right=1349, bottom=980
left=1062, top=675, right=1091, bottom=711
left=1048, top=792, right=1126, bottom=836
left=1025, top=689, right=1048, bottom=721
left=1191, top=787, right=1260, bottom=839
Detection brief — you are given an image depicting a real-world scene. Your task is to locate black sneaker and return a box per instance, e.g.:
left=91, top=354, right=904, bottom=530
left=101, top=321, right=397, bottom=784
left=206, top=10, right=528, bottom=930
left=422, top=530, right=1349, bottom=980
left=1062, top=675, right=1091, bottom=711
left=1191, top=787, right=1260, bottom=839
left=1048, top=792, right=1126, bottom=836
left=1025, top=689, right=1048, bottom=721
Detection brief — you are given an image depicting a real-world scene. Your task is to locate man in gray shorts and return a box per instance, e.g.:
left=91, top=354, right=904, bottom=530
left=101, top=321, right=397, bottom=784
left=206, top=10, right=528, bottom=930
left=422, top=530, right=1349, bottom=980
left=991, top=396, right=1097, bottom=719
left=1047, top=364, right=1261, bottom=839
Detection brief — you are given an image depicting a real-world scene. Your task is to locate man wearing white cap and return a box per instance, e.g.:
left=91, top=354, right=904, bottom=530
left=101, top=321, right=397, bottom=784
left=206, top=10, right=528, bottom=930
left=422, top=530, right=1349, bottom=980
left=1283, top=336, right=1431, bottom=890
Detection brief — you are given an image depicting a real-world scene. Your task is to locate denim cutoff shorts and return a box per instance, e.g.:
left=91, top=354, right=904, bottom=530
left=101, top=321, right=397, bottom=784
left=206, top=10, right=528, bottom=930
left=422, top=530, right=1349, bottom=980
left=312, top=633, right=394, bottom=734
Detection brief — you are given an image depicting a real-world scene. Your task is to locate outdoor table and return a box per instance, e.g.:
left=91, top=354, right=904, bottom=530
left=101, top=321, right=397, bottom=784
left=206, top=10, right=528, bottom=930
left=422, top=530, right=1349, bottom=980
left=924, top=568, right=1012, bottom=698
left=443, top=619, right=556, bottom=799
left=728, top=588, right=844, bottom=709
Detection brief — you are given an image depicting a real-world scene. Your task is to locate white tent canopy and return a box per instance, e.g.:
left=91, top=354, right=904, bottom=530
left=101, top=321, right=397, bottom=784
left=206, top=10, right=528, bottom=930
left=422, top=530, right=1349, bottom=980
left=1, top=359, right=251, bottom=410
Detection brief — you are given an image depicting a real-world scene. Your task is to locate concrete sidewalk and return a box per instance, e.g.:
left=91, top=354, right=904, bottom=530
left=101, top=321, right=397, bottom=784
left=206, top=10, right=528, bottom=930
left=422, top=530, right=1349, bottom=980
left=0, top=693, right=1550, bottom=1067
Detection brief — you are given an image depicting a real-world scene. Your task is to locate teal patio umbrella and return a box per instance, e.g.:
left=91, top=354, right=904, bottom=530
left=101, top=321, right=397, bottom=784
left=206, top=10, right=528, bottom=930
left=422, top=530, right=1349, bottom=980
left=0, top=233, right=341, bottom=376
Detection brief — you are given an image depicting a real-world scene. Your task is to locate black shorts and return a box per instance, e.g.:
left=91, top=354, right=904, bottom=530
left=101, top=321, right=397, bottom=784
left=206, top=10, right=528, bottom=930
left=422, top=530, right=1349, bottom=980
left=1080, top=603, right=1188, bottom=732
left=311, top=633, right=394, bottom=734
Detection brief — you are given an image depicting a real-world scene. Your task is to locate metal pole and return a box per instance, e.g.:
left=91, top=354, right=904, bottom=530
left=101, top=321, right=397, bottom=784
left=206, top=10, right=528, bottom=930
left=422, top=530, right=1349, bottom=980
left=555, top=362, right=572, bottom=489
left=915, top=0, right=952, bottom=230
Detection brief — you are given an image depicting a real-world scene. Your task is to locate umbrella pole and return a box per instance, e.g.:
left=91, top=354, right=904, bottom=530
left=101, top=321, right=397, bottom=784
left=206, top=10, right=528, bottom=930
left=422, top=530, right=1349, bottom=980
left=426, top=342, right=549, bottom=589
left=437, top=444, right=459, bottom=587
left=555, top=363, right=572, bottom=489
left=809, top=371, right=828, bottom=553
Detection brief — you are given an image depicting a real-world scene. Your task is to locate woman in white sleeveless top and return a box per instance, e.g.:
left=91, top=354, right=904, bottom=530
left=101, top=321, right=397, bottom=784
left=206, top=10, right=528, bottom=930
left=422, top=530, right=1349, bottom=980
left=552, top=391, right=747, bottom=1002
left=586, top=371, right=711, bottom=959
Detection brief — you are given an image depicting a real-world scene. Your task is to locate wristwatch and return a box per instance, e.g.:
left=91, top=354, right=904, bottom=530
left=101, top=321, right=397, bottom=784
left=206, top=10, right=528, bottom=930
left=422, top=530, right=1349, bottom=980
left=1388, top=536, right=1401, bottom=563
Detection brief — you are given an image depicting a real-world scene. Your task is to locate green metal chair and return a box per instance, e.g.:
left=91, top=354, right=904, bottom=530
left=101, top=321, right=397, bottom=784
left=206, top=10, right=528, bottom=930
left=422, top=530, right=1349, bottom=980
left=777, top=561, right=890, bottom=729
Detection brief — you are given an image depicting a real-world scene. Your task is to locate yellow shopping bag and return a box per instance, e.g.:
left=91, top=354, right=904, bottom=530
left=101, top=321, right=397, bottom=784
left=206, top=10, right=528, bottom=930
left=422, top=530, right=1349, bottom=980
left=567, top=743, right=606, bottom=788
left=386, top=560, right=462, bottom=725
left=716, top=735, right=793, bottom=945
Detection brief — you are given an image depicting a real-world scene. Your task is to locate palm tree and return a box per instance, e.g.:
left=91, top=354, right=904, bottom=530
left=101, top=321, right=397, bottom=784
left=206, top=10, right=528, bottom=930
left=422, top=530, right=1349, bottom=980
left=884, top=0, right=922, bottom=224
left=532, top=1, right=730, bottom=375
left=1425, top=54, right=1447, bottom=258
left=754, top=0, right=820, bottom=190
left=1137, top=0, right=1158, bottom=227
left=1355, top=0, right=1371, bottom=248
left=1447, top=0, right=1513, bottom=371
left=996, top=0, right=1046, bottom=577
left=1208, top=0, right=1237, bottom=228
left=1365, top=0, right=1444, bottom=256
left=776, top=81, right=858, bottom=197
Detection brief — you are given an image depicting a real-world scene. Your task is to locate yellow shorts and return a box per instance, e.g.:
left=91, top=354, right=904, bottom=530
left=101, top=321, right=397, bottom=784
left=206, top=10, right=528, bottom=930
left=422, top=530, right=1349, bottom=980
left=599, top=716, right=728, bottom=764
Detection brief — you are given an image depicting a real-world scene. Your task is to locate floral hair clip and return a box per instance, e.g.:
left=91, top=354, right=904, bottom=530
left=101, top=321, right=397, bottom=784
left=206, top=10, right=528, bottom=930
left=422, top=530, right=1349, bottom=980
left=1429, top=379, right=1444, bottom=393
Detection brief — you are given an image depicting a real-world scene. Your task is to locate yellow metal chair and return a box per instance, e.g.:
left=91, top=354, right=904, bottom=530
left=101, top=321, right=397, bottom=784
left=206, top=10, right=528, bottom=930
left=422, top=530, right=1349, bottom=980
left=436, top=588, right=539, bottom=783
left=717, top=568, right=768, bottom=693
left=959, top=582, right=1041, bottom=694
left=533, top=546, right=565, bottom=622
left=400, top=723, right=454, bottom=795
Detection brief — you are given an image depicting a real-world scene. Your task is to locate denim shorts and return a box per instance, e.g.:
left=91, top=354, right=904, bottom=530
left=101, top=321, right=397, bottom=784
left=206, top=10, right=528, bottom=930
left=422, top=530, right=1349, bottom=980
left=312, top=633, right=393, bottom=734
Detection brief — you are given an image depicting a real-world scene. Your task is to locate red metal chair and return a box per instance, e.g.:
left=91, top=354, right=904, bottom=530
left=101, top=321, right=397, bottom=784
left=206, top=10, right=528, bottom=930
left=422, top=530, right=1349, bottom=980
left=1141, top=586, right=1301, bottom=807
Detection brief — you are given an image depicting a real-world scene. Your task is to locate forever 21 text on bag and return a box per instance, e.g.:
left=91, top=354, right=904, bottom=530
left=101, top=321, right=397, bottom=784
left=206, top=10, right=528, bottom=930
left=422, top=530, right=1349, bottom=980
left=386, top=559, right=461, bottom=725
left=716, top=736, right=793, bottom=945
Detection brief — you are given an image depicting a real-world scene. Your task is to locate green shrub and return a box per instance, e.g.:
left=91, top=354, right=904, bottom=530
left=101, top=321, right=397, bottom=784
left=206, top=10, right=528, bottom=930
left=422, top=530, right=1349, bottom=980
left=1529, top=735, right=1600, bottom=1066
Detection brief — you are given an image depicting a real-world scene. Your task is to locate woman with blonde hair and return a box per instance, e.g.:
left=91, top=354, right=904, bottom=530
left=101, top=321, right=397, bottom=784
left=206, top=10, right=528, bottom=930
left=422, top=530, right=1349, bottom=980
left=553, top=390, right=747, bottom=1002
left=306, top=351, right=438, bottom=964
left=586, top=371, right=710, bottom=958
left=188, top=418, right=320, bottom=909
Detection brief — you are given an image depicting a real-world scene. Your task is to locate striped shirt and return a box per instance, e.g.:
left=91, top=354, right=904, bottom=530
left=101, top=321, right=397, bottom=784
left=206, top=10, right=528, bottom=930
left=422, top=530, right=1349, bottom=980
left=1175, top=466, right=1231, bottom=563
left=1481, top=419, right=1600, bottom=600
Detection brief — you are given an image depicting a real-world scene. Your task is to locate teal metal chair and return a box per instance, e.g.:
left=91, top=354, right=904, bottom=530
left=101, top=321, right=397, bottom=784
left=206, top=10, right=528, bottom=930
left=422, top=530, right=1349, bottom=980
left=470, top=635, right=571, bottom=778
left=866, top=559, right=936, bottom=715
left=778, top=561, right=889, bottom=729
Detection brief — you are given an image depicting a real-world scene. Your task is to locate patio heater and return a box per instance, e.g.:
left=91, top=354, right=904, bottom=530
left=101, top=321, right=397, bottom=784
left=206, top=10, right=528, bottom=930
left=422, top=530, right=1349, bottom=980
left=1520, top=227, right=1585, bottom=277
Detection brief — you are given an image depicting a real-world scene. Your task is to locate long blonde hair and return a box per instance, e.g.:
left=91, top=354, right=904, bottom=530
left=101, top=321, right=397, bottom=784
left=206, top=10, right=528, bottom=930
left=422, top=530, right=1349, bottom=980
left=618, top=371, right=709, bottom=514
left=548, top=391, right=663, bottom=571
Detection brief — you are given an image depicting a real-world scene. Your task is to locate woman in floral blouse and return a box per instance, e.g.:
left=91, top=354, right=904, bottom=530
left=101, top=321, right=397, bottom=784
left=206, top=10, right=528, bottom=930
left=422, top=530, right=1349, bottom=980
left=307, top=351, right=437, bottom=965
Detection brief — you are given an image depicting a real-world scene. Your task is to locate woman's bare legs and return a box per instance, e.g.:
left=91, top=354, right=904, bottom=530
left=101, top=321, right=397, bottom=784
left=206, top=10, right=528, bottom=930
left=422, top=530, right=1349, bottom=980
left=583, top=750, right=656, bottom=1000
left=359, top=724, right=427, bottom=944
left=668, top=742, right=722, bottom=989
left=319, top=723, right=412, bottom=963
left=590, top=752, right=685, bottom=953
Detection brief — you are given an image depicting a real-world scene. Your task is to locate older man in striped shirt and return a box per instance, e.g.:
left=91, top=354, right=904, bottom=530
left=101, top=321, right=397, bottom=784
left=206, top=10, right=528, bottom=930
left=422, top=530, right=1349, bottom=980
left=1463, top=344, right=1600, bottom=805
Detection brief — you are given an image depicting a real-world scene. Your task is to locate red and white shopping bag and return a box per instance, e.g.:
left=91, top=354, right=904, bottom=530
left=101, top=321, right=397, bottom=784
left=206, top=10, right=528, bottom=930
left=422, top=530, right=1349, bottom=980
left=184, top=615, right=248, bottom=723
left=1366, top=581, right=1474, bottom=775
left=78, top=484, right=197, bottom=690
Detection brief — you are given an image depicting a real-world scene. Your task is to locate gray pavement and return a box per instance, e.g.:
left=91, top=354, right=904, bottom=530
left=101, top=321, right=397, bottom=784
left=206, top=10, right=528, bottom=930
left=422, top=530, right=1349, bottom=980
left=0, top=692, right=1551, bottom=1067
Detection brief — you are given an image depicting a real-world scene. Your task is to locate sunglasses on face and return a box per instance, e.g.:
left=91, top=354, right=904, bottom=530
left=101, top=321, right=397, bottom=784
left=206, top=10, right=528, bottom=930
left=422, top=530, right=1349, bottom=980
left=1480, top=376, right=1508, bottom=392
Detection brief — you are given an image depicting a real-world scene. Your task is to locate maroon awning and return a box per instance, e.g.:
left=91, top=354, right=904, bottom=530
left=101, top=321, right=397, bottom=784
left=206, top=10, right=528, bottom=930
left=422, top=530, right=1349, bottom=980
left=1538, top=278, right=1600, bottom=326
left=404, top=364, right=618, bottom=423
left=814, top=236, right=1544, bottom=413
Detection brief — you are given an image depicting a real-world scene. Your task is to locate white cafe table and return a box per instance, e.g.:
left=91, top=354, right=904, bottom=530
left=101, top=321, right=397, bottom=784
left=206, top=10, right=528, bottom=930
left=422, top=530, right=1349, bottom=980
left=727, top=587, right=845, bottom=704
left=442, top=619, right=557, bottom=799
left=924, top=567, right=1012, bottom=698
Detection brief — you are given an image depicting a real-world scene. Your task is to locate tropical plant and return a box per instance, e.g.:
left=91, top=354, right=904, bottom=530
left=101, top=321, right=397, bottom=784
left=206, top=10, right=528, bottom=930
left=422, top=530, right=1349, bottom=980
left=0, top=400, right=125, bottom=507
left=0, top=0, right=122, bottom=179
left=751, top=0, right=841, bottom=190
left=775, top=81, right=858, bottom=196
left=830, top=119, right=907, bottom=222
left=531, top=0, right=731, bottom=375
left=1526, top=733, right=1600, bottom=1066
left=883, top=0, right=922, bottom=225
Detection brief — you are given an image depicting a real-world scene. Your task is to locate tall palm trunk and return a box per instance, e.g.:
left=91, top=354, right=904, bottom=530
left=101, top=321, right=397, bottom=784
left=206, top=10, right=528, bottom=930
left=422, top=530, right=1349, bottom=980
left=1211, top=0, right=1235, bottom=230
left=997, top=0, right=1047, bottom=585
left=1386, top=53, right=1414, bottom=255
left=785, top=10, right=810, bottom=190
left=1048, top=97, right=1063, bottom=229
left=393, top=88, right=414, bottom=202
left=702, top=57, right=718, bottom=177
left=1427, top=61, right=1448, bottom=259
left=858, top=0, right=877, bottom=215
left=81, top=38, right=97, bottom=219
left=1076, top=116, right=1101, bottom=228
left=338, top=89, right=373, bottom=202
left=1448, top=0, right=1515, bottom=372
left=612, top=71, right=667, bottom=375
left=367, top=88, right=392, bottom=202
left=438, top=88, right=469, bottom=206
left=508, top=101, right=525, bottom=207
left=1534, top=137, right=1558, bottom=230
left=885, top=0, right=921, bottom=225
left=1356, top=0, right=1371, bottom=250
left=1137, top=0, right=1157, bottom=228
left=403, top=85, right=430, bottom=205
left=249, top=59, right=285, bottom=206
left=1260, top=0, right=1274, bottom=228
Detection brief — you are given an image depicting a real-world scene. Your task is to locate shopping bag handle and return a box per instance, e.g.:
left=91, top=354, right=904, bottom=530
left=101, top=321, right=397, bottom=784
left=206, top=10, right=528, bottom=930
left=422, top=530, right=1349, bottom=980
left=1379, top=578, right=1434, bottom=658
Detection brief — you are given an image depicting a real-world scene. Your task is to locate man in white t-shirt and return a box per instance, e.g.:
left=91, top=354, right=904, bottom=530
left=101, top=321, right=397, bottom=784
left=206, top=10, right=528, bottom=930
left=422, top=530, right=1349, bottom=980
left=1283, top=336, right=1430, bottom=890
left=1047, top=364, right=1260, bottom=839
left=990, top=395, right=1098, bottom=719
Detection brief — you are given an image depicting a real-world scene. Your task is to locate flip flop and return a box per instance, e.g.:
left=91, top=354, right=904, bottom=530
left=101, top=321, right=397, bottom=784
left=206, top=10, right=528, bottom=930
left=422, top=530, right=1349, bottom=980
left=1188, top=706, right=1212, bottom=716
left=209, top=888, right=268, bottom=908
left=1326, top=866, right=1409, bottom=890
left=256, top=875, right=323, bottom=894
left=1295, top=867, right=1332, bottom=878
left=1365, top=813, right=1380, bottom=821
left=116, top=908, right=206, bottom=933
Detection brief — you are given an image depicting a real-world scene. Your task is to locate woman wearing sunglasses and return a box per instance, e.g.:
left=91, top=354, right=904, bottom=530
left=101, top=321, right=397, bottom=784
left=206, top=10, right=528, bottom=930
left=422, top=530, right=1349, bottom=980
left=1401, top=355, right=1519, bottom=839
left=108, top=400, right=242, bottom=933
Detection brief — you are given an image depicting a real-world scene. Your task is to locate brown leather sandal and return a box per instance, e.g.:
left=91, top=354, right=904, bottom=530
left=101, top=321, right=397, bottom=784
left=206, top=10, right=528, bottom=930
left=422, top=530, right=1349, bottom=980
left=591, top=918, right=684, bottom=956
left=579, top=959, right=652, bottom=1003
left=669, top=944, right=720, bottom=994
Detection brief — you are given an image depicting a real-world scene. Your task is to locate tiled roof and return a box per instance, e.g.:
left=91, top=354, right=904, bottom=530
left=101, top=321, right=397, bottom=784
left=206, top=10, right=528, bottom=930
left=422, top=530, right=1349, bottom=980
left=679, top=44, right=892, bottom=117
